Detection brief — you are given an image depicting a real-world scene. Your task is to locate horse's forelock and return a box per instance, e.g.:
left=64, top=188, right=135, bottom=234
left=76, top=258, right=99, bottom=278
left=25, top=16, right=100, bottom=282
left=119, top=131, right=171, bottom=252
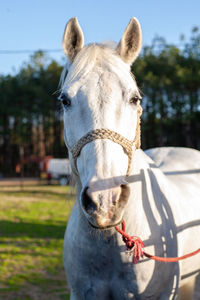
left=59, top=43, right=133, bottom=90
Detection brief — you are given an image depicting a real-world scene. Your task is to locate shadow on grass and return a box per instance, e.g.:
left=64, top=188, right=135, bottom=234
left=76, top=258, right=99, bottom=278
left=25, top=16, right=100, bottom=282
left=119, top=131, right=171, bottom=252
left=0, top=220, right=66, bottom=239
left=0, top=271, right=70, bottom=300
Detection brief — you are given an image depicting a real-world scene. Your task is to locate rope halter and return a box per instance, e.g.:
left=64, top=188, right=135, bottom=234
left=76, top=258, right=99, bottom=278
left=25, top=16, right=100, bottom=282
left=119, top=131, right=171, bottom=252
left=67, top=103, right=142, bottom=177
left=69, top=128, right=136, bottom=176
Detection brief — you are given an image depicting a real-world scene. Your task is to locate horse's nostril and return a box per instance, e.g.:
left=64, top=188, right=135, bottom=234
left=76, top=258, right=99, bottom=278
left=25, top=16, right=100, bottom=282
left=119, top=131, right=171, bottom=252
left=119, top=184, right=130, bottom=205
left=82, top=187, right=97, bottom=214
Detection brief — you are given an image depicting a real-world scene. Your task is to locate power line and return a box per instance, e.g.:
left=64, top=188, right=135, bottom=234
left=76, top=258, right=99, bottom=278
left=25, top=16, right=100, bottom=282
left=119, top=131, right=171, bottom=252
left=0, top=49, right=62, bottom=54
left=0, top=40, right=196, bottom=55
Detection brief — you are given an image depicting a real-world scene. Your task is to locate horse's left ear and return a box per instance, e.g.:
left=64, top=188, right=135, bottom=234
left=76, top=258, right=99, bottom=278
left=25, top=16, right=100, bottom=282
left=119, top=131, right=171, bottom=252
left=62, top=17, right=84, bottom=62
left=117, top=17, right=142, bottom=65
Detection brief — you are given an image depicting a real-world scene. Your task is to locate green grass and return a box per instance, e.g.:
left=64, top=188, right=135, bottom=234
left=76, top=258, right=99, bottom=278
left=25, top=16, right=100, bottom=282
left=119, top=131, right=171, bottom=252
left=0, top=184, right=75, bottom=300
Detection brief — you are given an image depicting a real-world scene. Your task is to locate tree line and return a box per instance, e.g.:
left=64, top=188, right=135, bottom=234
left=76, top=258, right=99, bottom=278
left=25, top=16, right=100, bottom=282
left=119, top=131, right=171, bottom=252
left=133, top=28, right=200, bottom=150
left=0, top=28, right=200, bottom=176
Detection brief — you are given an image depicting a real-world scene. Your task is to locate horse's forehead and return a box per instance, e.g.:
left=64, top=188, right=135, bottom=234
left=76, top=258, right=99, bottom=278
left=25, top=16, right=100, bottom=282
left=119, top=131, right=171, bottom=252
left=66, top=67, right=137, bottom=98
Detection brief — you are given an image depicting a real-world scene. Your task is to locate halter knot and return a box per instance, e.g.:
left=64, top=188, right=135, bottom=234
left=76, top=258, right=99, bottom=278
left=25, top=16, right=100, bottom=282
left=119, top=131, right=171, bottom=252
left=115, top=220, right=144, bottom=264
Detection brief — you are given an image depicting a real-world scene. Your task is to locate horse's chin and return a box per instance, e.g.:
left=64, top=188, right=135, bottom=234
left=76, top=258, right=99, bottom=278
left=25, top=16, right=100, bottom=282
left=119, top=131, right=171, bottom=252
left=86, top=217, right=122, bottom=230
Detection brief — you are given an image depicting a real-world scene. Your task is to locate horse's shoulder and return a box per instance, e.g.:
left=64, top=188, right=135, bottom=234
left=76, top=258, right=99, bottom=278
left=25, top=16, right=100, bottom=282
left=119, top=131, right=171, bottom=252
left=144, top=147, right=200, bottom=173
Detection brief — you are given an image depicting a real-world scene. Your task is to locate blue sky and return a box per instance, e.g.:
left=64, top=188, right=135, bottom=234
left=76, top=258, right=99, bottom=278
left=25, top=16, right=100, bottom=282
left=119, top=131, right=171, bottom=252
left=0, top=0, right=200, bottom=75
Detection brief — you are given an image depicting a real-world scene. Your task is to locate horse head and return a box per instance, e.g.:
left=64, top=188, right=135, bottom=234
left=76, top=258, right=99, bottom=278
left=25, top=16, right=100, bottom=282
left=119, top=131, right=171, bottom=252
left=60, top=17, right=142, bottom=229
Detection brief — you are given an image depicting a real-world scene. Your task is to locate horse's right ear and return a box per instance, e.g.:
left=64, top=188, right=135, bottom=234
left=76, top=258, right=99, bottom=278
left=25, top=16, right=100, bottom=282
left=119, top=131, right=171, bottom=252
left=62, top=17, right=84, bottom=62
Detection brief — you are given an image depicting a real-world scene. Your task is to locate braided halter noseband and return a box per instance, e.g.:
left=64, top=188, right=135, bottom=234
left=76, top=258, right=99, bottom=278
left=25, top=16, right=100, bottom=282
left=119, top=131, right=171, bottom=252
left=68, top=103, right=142, bottom=176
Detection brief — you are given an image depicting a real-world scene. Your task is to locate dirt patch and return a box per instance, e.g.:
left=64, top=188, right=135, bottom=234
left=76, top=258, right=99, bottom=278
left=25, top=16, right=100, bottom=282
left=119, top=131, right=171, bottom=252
left=0, top=178, right=44, bottom=187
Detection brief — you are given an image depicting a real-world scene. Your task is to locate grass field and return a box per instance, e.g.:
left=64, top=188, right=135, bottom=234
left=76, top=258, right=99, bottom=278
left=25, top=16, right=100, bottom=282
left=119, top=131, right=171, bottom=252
left=0, top=184, right=75, bottom=300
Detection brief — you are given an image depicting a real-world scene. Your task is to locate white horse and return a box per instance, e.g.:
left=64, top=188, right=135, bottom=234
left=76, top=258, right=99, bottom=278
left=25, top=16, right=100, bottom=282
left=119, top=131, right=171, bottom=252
left=60, top=17, right=200, bottom=300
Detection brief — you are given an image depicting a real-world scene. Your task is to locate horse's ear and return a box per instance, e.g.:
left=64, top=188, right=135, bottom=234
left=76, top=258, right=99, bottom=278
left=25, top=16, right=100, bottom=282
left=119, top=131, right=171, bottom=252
left=117, top=17, right=142, bottom=65
left=62, top=17, right=84, bottom=62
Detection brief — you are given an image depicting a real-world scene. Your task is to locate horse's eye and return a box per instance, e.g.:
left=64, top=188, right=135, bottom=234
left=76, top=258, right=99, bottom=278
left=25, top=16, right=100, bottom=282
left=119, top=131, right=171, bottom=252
left=60, top=94, right=71, bottom=107
left=129, top=95, right=140, bottom=105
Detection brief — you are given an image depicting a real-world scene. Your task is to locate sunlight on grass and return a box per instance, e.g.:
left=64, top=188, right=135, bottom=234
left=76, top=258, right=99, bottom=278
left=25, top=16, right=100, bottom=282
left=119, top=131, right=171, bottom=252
left=0, top=184, right=75, bottom=300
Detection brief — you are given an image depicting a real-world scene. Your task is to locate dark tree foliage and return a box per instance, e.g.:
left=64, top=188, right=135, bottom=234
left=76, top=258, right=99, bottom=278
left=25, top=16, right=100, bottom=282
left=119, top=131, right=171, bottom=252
left=0, top=51, right=67, bottom=176
left=0, top=27, right=200, bottom=176
left=132, top=28, right=200, bottom=150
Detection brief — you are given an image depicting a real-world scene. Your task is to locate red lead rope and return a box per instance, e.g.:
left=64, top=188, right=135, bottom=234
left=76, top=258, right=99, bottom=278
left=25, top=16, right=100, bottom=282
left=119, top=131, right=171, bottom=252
left=115, top=220, right=200, bottom=264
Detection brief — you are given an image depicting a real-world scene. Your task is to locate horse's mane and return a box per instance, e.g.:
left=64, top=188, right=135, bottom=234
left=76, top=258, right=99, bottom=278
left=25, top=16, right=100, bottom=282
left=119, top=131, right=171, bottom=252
left=60, top=43, right=133, bottom=89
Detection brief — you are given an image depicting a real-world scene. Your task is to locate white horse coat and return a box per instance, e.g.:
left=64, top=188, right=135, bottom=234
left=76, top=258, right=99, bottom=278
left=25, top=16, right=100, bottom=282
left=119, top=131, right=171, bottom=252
left=60, top=17, right=200, bottom=300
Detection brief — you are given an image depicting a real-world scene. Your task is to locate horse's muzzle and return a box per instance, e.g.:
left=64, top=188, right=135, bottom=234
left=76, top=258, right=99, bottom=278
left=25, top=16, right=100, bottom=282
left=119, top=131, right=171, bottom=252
left=81, top=184, right=130, bottom=228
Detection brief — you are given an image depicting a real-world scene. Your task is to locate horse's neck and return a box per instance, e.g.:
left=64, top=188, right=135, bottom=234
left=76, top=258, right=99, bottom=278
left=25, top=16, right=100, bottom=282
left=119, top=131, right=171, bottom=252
left=124, top=149, right=170, bottom=238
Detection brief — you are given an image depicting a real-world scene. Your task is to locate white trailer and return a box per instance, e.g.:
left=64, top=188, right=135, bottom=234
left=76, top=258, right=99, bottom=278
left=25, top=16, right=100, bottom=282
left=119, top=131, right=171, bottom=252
left=47, top=159, right=72, bottom=185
